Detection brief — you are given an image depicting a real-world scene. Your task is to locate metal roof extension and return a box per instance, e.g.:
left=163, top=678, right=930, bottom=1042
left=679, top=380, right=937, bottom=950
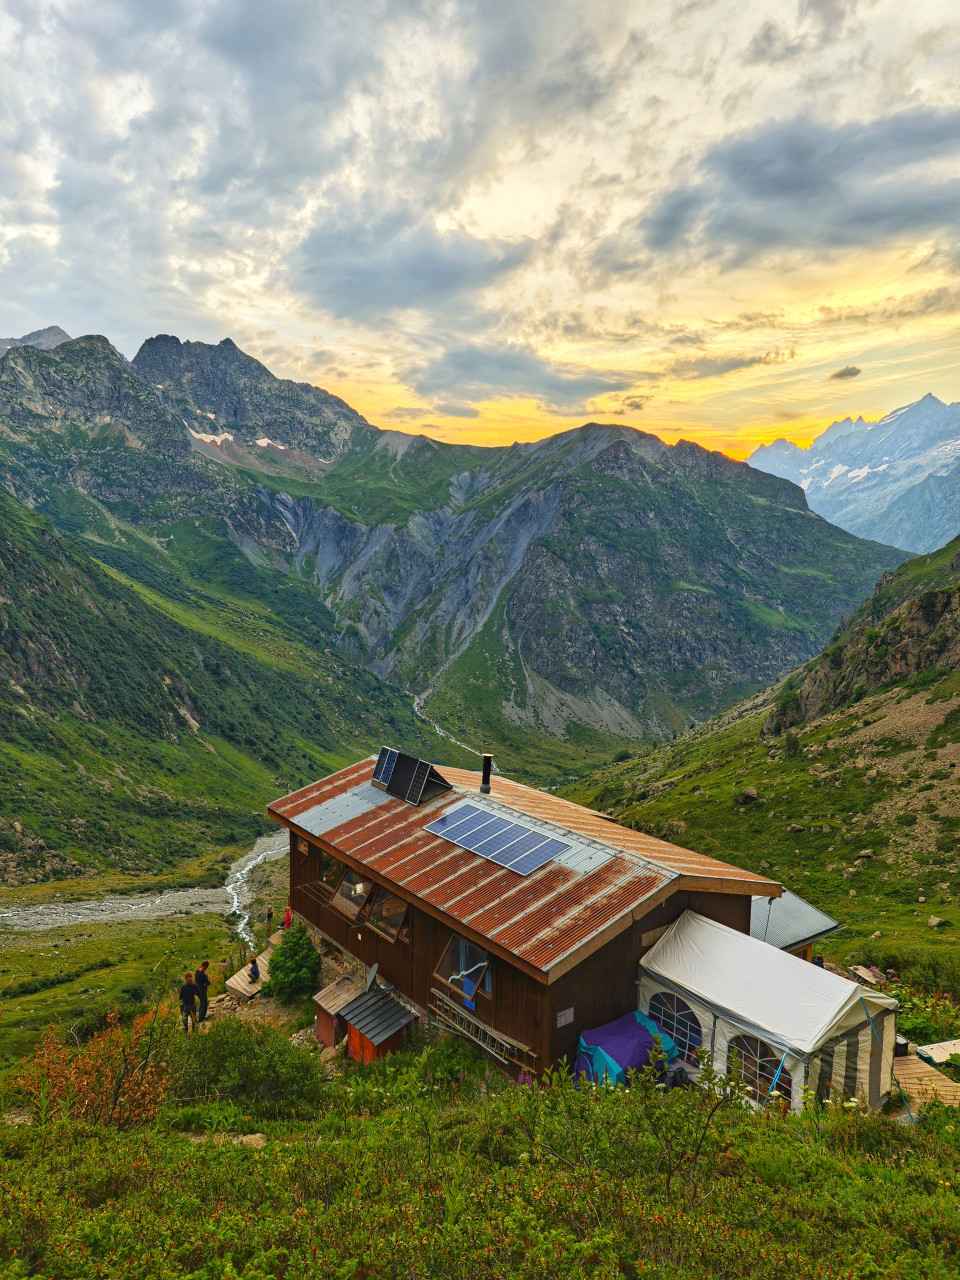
left=750, top=888, right=841, bottom=953
left=340, top=985, right=416, bottom=1046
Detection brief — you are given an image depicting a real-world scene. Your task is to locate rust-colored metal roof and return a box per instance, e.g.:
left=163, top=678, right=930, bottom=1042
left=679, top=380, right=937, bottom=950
left=269, top=756, right=779, bottom=980
left=439, top=766, right=778, bottom=892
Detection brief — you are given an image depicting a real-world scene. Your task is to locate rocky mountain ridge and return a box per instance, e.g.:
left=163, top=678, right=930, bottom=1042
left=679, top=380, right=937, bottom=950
left=0, top=325, right=71, bottom=357
left=749, top=394, right=960, bottom=553
left=0, top=330, right=908, bottom=757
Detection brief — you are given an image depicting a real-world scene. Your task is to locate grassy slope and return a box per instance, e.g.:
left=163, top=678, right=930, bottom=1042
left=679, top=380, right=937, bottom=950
left=0, top=492, right=464, bottom=892
left=564, top=672, right=960, bottom=969
left=3, top=1030, right=960, bottom=1278
left=0, top=914, right=233, bottom=1065
left=565, top=536, right=960, bottom=971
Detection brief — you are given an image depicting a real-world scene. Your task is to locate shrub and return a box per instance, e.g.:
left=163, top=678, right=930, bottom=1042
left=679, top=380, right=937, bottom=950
left=264, top=921, right=320, bottom=1003
left=169, top=1014, right=325, bottom=1118
left=11, top=1010, right=172, bottom=1131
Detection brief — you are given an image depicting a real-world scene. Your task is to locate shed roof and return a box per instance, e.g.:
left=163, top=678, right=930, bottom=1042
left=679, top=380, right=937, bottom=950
left=269, top=756, right=779, bottom=983
left=750, top=889, right=841, bottom=953
left=340, top=986, right=416, bottom=1046
left=313, top=974, right=363, bottom=1016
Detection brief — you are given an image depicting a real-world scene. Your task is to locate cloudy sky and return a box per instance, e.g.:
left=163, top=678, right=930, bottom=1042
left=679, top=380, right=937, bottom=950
left=1, top=0, right=959, bottom=454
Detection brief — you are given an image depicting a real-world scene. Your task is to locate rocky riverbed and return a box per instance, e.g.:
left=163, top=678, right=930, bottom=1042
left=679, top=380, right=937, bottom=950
left=0, top=836, right=287, bottom=942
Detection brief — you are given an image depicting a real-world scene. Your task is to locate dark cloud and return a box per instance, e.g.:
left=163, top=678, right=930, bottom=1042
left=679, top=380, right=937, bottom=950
left=639, top=109, right=960, bottom=262
left=293, top=218, right=531, bottom=319
left=406, top=341, right=633, bottom=413
left=830, top=364, right=861, bottom=379
left=661, top=348, right=796, bottom=380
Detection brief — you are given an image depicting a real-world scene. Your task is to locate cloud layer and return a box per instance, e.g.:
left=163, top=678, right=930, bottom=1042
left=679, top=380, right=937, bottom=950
left=1, top=0, right=959, bottom=451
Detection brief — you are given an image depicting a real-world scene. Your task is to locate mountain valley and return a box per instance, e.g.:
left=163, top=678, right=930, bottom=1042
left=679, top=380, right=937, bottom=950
left=0, top=331, right=907, bottom=771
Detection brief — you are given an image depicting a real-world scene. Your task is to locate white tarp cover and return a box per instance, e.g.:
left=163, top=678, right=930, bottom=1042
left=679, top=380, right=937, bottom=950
left=642, top=911, right=896, bottom=1056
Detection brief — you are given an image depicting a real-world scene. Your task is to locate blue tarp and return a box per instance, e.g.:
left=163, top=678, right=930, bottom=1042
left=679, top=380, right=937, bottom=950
left=574, top=1010, right=679, bottom=1086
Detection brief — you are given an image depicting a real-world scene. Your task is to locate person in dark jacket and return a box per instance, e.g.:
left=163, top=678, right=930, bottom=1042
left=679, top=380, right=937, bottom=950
left=266, top=906, right=274, bottom=935
left=179, top=971, right=198, bottom=1033
left=194, top=960, right=211, bottom=1022
left=248, top=956, right=260, bottom=985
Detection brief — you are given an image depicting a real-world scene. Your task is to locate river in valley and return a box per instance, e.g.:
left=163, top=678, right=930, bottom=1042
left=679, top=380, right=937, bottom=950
left=0, top=836, right=288, bottom=943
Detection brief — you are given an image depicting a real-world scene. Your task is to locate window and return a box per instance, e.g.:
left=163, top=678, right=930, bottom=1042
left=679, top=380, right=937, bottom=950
left=727, top=1035, right=793, bottom=1102
left=366, top=888, right=408, bottom=942
left=318, top=849, right=345, bottom=894
left=649, top=992, right=703, bottom=1065
left=330, top=868, right=374, bottom=920
left=434, top=934, right=492, bottom=1007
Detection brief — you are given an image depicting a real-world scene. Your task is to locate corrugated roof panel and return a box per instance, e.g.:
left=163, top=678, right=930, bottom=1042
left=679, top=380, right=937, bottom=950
left=437, top=767, right=779, bottom=889
left=296, top=784, right=388, bottom=837
left=750, top=889, right=840, bottom=952
left=269, top=755, right=778, bottom=976
left=341, top=987, right=416, bottom=1045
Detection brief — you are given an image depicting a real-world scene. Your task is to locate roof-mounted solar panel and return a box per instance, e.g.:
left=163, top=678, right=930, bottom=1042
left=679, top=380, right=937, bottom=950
left=372, top=747, right=399, bottom=788
left=371, top=747, right=451, bottom=806
left=425, top=802, right=570, bottom=876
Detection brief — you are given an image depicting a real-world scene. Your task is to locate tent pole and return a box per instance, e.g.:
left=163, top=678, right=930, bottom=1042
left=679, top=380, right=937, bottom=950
left=860, top=996, right=913, bottom=1124
left=762, top=1050, right=789, bottom=1107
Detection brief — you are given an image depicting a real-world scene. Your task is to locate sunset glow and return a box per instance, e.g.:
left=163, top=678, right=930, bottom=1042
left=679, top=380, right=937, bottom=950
left=1, top=1, right=959, bottom=456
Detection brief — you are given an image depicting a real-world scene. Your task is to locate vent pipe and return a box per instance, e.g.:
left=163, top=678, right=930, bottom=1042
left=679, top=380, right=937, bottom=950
left=480, top=754, right=493, bottom=794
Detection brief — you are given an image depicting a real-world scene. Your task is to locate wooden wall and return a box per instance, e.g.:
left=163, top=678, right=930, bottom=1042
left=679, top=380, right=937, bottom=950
left=290, top=831, right=752, bottom=1073
left=546, top=890, right=751, bottom=1069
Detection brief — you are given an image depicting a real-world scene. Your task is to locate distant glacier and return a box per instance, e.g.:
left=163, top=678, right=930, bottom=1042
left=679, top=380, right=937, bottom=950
left=748, top=394, right=960, bottom=553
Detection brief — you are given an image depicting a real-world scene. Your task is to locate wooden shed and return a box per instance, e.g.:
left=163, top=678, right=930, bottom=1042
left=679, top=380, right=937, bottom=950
left=340, top=985, right=416, bottom=1064
left=268, top=748, right=781, bottom=1075
left=312, top=974, right=362, bottom=1047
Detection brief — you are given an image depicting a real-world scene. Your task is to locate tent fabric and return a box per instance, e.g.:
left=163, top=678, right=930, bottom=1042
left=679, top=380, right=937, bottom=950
left=641, top=911, right=896, bottom=1057
left=574, top=1010, right=679, bottom=1086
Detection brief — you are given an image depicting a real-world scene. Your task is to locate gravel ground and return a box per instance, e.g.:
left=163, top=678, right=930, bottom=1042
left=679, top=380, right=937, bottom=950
left=0, top=836, right=287, bottom=937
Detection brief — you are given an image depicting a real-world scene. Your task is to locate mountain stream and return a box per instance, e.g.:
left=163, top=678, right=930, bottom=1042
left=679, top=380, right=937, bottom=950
left=0, top=836, right=288, bottom=944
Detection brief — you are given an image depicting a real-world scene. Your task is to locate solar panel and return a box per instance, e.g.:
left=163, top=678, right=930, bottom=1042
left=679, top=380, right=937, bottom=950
left=424, top=803, right=569, bottom=876
left=372, top=747, right=398, bottom=787
left=404, top=758, right=431, bottom=805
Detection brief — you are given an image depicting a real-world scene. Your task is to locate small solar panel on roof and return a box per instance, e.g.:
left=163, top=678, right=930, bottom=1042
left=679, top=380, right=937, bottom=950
left=425, top=802, right=570, bottom=876
left=372, top=747, right=398, bottom=787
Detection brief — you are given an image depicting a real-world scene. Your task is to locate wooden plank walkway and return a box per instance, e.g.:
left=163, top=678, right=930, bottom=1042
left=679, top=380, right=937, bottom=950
left=894, top=1054, right=960, bottom=1109
left=225, top=933, right=283, bottom=1002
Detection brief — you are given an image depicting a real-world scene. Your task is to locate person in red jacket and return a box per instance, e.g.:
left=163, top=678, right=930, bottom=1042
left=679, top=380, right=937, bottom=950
left=283, top=906, right=292, bottom=930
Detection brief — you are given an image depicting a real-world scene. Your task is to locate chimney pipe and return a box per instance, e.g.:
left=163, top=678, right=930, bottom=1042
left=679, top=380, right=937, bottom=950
left=480, top=754, right=492, bottom=794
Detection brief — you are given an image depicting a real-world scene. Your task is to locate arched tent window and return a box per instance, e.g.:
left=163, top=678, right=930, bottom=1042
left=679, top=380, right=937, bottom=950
left=649, top=992, right=703, bottom=1064
left=727, top=1035, right=793, bottom=1102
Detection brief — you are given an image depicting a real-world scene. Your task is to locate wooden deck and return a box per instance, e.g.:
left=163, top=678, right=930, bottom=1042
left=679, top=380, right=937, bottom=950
left=226, top=934, right=283, bottom=1002
left=893, top=1054, right=960, bottom=1110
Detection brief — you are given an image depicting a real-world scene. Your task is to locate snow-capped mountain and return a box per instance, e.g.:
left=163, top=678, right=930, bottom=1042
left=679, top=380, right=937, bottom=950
left=748, top=394, right=960, bottom=553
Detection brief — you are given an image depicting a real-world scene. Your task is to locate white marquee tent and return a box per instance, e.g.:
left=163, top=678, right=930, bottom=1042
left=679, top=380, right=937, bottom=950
left=638, top=911, right=898, bottom=1110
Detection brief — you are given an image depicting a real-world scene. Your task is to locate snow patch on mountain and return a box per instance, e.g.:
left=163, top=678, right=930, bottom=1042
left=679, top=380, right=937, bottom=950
left=748, top=394, right=960, bottom=553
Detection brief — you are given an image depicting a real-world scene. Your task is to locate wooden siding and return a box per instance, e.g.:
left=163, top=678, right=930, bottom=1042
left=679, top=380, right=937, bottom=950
left=291, top=831, right=751, bottom=1073
left=547, top=890, right=751, bottom=1068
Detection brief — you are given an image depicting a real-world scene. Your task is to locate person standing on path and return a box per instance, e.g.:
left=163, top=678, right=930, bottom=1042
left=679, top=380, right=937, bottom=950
left=179, top=971, right=198, bottom=1033
left=194, top=960, right=211, bottom=1022
left=283, top=905, right=292, bottom=931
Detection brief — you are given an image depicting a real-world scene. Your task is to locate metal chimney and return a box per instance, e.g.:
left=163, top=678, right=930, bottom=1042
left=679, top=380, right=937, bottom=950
left=480, top=754, right=493, bottom=794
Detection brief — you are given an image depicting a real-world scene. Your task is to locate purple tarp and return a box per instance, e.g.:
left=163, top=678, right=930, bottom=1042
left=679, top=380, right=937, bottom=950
left=574, top=1010, right=679, bottom=1085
